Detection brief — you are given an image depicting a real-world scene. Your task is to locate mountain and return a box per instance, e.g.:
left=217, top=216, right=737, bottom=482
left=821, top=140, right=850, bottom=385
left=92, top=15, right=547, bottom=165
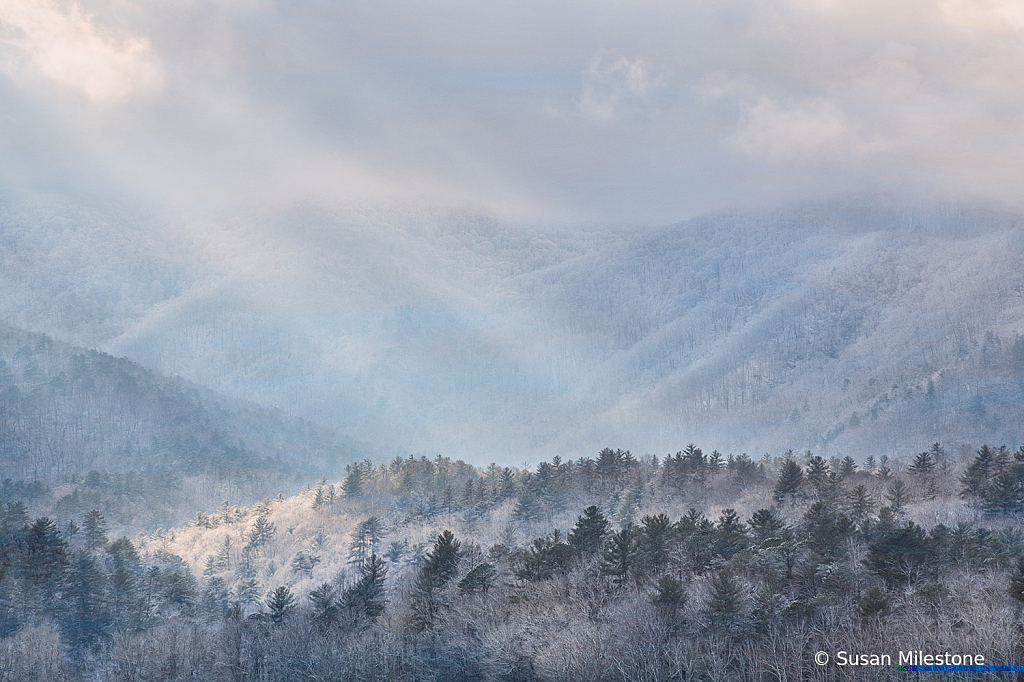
left=0, top=321, right=370, bottom=530
left=2, top=191, right=1023, bottom=461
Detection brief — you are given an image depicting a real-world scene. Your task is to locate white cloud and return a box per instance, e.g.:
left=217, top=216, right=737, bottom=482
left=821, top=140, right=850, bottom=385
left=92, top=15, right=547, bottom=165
left=578, top=51, right=664, bottom=124
left=729, top=96, right=879, bottom=163
left=0, top=0, right=163, bottom=104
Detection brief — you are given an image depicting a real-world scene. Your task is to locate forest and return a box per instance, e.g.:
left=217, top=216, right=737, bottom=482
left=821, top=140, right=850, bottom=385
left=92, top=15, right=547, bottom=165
left=1, top=443, right=1023, bottom=681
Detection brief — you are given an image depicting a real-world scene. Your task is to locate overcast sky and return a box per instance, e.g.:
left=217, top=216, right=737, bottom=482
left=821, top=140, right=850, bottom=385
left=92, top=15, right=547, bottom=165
left=2, top=0, right=1024, bottom=224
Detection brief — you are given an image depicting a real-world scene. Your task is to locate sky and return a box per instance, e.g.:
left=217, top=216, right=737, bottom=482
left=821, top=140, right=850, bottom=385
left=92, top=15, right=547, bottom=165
left=3, top=0, right=1024, bottom=225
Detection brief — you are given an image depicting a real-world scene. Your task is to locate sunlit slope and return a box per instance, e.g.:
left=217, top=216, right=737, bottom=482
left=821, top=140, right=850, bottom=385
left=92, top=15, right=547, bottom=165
left=2, top=192, right=1022, bottom=459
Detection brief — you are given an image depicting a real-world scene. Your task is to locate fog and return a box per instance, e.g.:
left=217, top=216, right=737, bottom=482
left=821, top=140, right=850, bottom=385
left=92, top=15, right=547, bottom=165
left=2, top=1, right=1024, bottom=462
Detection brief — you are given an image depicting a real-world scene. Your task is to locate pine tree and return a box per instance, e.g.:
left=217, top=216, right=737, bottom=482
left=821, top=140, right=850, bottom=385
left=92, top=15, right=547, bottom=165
left=886, top=478, right=910, bottom=515
left=707, top=570, right=745, bottom=633
left=348, top=516, right=385, bottom=563
left=344, top=553, right=388, bottom=624
left=342, top=464, right=364, bottom=498
left=714, top=509, right=748, bottom=561
left=410, top=530, right=462, bottom=630
left=63, top=553, right=111, bottom=649
left=838, top=456, right=858, bottom=479
left=638, top=513, right=674, bottom=575
left=309, top=582, right=340, bottom=630
left=773, top=459, right=804, bottom=502
left=215, top=536, right=231, bottom=570
left=651, top=575, right=687, bottom=619
left=747, top=509, right=786, bottom=546
left=246, top=515, right=276, bottom=555
left=266, top=586, right=296, bottom=623
left=511, top=491, right=544, bottom=523
left=459, top=563, right=496, bottom=594
left=83, top=509, right=108, bottom=551
left=235, top=578, right=260, bottom=606
left=568, top=506, right=609, bottom=556
left=600, top=525, right=639, bottom=585
left=846, top=484, right=874, bottom=522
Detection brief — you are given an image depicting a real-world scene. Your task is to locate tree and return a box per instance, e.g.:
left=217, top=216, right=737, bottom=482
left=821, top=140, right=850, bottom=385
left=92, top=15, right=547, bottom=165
left=410, top=530, right=462, bottom=630
left=516, top=531, right=574, bottom=581
left=62, top=553, right=111, bottom=649
left=309, top=582, right=340, bottom=630
left=246, top=515, right=276, bottom=555
left=344, top=553, right=388, bottom=624
left=349, top=516, right=385, bottom=563
left=886, top=479, right=910, bottom=515
left=266, top=586, right=296, bottom=623
left=846, top=484, right=873, bottom=522
left=773, top=459, right=804, bottom=502
left=838, top=456, right=858, bottom=479
left=747, top=508, right=786, bottom=546
left=600, top=525, right=639, bottom=585
left=714, top=509, right=748, bottom=561
left=568, top=506, right=609, bottom=556
left=707, top=570, right=745, bottom=633
left=342, top=464, right=364, bottom=498
left=511, top=491, right=545, bottom=523
left=864, top=522, right=934, bottom=586
left=459, top=563, right=496, bottom=594
left=638, top=513, right=675, bottom=575
left=651, top=575, right=687, bottom=620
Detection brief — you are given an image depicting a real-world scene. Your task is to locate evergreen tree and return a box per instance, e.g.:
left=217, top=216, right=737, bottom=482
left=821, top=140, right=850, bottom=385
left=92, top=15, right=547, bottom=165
left=19, top=517, right=68, bottom=612
left=459, top=563, right=496, bottom=594
left=344, top=553, right=388, bottom=624
left=638, top=513, right=675, bottom=576
left=309, top=582, right=340, bottom=630
left=864, top=522, right=934, bottom=586
left=349, top=516, right=385, bottom=563
left=342, top=464, right=364, bottom=498
left=846, top=484, right=874, bottom=522
left=707, top=570, right=745, bottom=633
left=516, top=530, right=575, bottom=581
left=215, top=536, right=231, bottom=570
left=886, top=478, right=910, bottom=515
left=81, top=507, right=108, bottom=548
left=568, top=506, right=609, bottom=556
left=857, top=586, right=891, bottom=622
left=511, top=491, right=545, bottom=523
left=651, top=575, right=687, bottom=620
left=63, top=553, right=111, bottom=650
left=266, top=586, right=296, bottom=623
left=235, top=578, right=260, bottom=606
left=600, top=525, right=639, bottom=585
left=246, top=515, right=276, bottom=555
left=838, top=456, right=858, bottom=479
left=773, top=459, right=804, bottom=502
left=714, top=509, right=749, bottom=561
left=747, top=509, right=786, bottom=546
left=410, top=530, right=462, bottom=630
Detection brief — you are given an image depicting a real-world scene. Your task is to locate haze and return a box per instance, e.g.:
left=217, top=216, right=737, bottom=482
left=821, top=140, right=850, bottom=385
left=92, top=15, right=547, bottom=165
left=2, top=0, right=1024, bottom=462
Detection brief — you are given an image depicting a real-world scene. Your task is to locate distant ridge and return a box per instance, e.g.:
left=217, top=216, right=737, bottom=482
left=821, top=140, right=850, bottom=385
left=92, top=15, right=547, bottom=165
left=0, top=320, right=369, bottom=483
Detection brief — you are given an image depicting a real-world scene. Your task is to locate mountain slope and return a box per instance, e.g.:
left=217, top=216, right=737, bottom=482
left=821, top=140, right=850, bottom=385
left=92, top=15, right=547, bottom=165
left=3, top=192, right=1024, bottom=460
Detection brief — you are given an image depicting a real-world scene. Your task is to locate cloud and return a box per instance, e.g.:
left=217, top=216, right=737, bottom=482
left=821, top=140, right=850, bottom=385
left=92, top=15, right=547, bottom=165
left=5, top=0, right=1024, bottom=222
left=729, top=96, right=878, bottom=163
left=0, top=0, right=163, bottom=105
left=578, top=51, right=665, bottom=124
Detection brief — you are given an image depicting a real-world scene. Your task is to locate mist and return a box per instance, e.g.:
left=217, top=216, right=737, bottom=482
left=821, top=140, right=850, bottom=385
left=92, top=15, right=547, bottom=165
left=3, top=1, right=1024, bottom=462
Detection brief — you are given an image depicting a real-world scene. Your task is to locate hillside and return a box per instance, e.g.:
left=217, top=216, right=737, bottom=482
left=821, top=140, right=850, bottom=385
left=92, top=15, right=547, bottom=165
left=3, top=192, right=1024, bottom=460
left=4, top=443, right=1024, bottom=680
left=0, top=321, right=370, bottom=530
